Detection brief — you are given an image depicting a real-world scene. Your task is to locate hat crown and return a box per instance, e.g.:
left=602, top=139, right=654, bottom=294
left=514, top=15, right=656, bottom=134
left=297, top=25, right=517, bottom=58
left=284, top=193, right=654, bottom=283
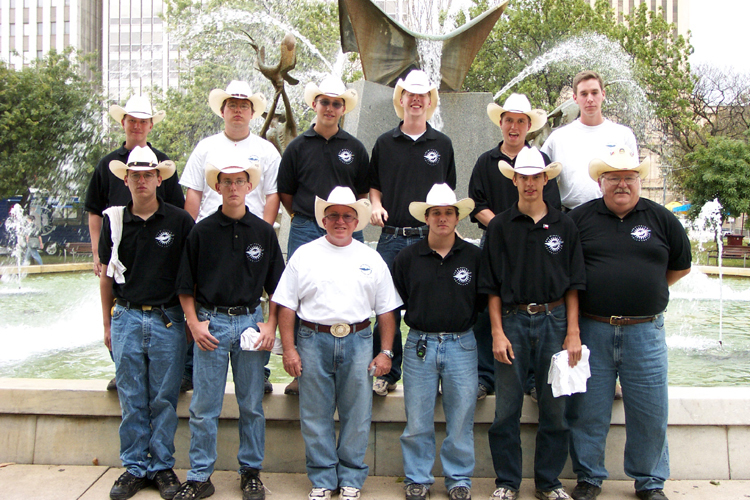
left=126, top=146, right=158, bottom=166
left=514, top=147, right=547, bottom=170
left=400, top=70, right=435, bottom=93
left=224, top=80, right=254, bottom=99
left=424, top=183, right=459, bottom=206
left=600, top=145, right=640, bottom=169
left=325, top=186, right=358, bottom=205
left=501, top=93, right=532, bottom=114
left=317, top=75, right=348, bottom=97
left=123, top=95, right=154, bottom=117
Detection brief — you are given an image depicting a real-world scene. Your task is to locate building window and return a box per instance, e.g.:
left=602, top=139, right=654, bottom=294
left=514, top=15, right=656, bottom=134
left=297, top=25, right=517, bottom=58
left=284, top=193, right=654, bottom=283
left=10, top=24, right=16, bottom=36
left=37, top=49, right=43, bottom=58
left=51, top=22, right=56, bottom=35
left=64, top=21, right=69, bottom=34
left=37, top=22, right=43, bottom=36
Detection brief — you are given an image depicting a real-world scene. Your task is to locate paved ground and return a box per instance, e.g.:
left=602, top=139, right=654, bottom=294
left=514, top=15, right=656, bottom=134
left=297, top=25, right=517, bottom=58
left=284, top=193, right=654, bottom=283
left=0, top=464, right=748, bottom=500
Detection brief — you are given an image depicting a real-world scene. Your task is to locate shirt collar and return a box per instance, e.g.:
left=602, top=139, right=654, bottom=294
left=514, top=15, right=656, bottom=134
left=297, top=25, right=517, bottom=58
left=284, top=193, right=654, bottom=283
left=416, top=234, right=467, bottom=258
left=594, top=197, right=647, bottom=218
left=392, top=121, right=437, bottom=142
left=123, top=197, right=165, bottom=223
left=509, top=201, right=560, bottom=224
left=117, top=141, right=155, bottom=157
left=217, top=206, right=255, bottom=227
left=303, top=124, right=346, bottom=140
left=492, top=140, right=533, bottom=162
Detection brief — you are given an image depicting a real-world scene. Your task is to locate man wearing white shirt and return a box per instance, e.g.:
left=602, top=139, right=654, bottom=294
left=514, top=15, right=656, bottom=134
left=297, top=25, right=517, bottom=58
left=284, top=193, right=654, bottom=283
left=540, top=71, right=638, bottom=210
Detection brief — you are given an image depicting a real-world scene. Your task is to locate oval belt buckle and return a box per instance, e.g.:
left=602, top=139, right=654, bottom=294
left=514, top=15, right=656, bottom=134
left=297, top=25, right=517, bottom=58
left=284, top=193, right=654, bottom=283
left=330, top=323, right=351, bottom=337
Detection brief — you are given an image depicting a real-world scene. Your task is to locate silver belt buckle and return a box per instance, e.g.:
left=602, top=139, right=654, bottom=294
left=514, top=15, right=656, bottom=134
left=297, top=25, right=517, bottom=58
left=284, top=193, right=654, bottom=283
left=330, top=323, right=351, bottom=337
left=526, top=303, right=539, bottom=315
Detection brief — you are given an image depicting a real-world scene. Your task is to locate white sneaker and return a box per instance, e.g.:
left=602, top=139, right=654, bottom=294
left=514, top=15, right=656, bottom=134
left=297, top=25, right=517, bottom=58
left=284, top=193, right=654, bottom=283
left=373, top=377, right=396, bottom=396
left=309, top=488, right=333, bottom=500
left=535, top=488, right=570, bottom=499
left=340, top=486, right=360, bottom=500
left=490, top=488, right=518, bottom=500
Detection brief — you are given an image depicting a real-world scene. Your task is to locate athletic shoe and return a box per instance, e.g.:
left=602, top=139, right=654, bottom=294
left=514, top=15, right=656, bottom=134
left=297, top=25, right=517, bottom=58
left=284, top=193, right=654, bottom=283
left=489, top=487, right=517, bottom=500
left=571, top=482, right=601, bottom=500
left=110, top=471, right=148, bottom=500
left=535, top=487, right=570, bottom=499
left=405, top=483, right=429, bottom=500
left=153, top=469, right=181, bottom=499
left=373, top=377, right=397, bottom=396
left=340, top=486, right=361, bottom=500
left=308, top=488, right=332, bottom=500
left=449, top=486, right=471, bottom=500
left=173, top=479, right=215, bottom=500
left=285, top=378, right=299, bottom=395
left=241, top=470, right=265, bottom=500
left=635, top=489, right=668, bottom=500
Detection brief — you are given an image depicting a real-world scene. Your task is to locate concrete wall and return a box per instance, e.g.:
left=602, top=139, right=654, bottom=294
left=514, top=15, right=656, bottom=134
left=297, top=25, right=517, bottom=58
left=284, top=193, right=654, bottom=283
left=1, top=379, right=749, bottom=480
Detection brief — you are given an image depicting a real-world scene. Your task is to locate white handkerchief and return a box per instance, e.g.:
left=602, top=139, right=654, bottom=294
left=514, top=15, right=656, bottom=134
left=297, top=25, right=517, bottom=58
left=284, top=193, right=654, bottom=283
left=547, top=345, right=591, bottom=398
left=240, top=327, right=284, bottom=354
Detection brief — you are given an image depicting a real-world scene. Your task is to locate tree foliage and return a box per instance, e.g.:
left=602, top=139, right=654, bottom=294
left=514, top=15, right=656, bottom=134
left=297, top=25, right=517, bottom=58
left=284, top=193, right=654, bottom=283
left=0, top=49, right=105, bottom=203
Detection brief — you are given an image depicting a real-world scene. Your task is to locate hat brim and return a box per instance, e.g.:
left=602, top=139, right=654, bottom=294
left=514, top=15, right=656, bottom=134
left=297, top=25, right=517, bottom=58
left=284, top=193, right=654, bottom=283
left=408, top=198, right=475, bottom=224
left=498, top=160, right=562, bottom=180
left=303, top=82, right=358, bottom=115
left=487, top=103, right=547, bottom=133
left=589, top=157, right=650, bottom=182
left=109, top=159, right=176, bottom=180
left=109, top=105, right=166, bottom=125
left=205, top=163, right=262, bottom=193
left=314, top=196, right=372, bottom=232
left=208, top=89, right=267, bottom=119
left=392, top=80, right=439, bottom=120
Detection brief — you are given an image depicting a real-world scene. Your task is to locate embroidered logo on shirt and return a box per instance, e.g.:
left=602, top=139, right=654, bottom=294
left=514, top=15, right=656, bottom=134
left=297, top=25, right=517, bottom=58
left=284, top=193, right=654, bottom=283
left=246, top=244, right=264, bottom=261
left=544, top=235, right=564, bottom=254
left=454, top=267, right=471, bottom=285
left=359, top=264, right=372, bottom=275
left=155, top=230, right=174, bottom=247
left=338, top=149, right=354, bottom=164
left=631, top=225, right=652, bottom=241
left=424, top=149, right=440, bottom=165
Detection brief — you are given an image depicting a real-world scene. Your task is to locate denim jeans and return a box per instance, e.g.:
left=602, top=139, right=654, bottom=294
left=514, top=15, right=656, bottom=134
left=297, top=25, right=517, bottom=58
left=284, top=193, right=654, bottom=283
left=372, top=231, right=425, bottom=383
left=297, top=324, right=374, bottom=490
left=186, top=307, right=267, bottom=481
left=111, top=304, right=187, bottom=478
left=474, top=307, right=495, bottom=391
left=567, top=315, right=669, bottom=492
left=488, top=305, right=569, bottom=492
left=287, top=215, right=363, bottom=259
left=401, top=330, right=477, bottom=490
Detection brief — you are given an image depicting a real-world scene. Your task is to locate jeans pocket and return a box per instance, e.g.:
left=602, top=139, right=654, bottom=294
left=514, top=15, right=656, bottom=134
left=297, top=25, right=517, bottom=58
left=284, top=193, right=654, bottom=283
left=356, top=326, right=373, bottom=340
left=654, top=314, right=665, bottom=330
left=549, top=305, right=567, bottom=323
left=458, top=333, right=477, bottom=351
left=111, top=304, right=125, bottom=321
left=298, top=326, right=314, bottom=340
left=164, top=306, right=185, bottom=325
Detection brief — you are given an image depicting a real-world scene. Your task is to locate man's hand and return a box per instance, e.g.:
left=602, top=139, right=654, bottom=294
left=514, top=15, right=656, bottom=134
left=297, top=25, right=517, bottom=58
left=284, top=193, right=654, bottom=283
left=493, top=333, right=514, bottom=365
left=254, top=321, right=277, bottom=351
left=283, top=348, right=302, bottom=377
left=368, top=353, right=393, bottom=378
left=563, top=332, right=582, bottom=367
left=370, top=207, right=388, bottom=227
left=103, top=324, right=112, bottom=351
left=93, top=255, right=103, bottom=277
left=190, top=319, right=219, bottom=351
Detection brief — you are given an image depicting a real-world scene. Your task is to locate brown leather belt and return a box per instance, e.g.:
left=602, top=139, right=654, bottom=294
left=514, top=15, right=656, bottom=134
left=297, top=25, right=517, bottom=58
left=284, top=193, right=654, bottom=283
left=300, top=319, right=371, bottom=337
left=514, top=298, right=565, bottom=315
left=582, top=312, right=656, bottom=326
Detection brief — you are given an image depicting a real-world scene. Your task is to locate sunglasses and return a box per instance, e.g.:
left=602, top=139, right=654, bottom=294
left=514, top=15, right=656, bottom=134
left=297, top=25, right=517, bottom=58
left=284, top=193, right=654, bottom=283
left=316, top=99, right=344, bottom=110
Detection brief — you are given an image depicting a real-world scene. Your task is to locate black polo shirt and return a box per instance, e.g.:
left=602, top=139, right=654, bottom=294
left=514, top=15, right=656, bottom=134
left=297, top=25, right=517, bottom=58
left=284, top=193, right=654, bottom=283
left=85, top=142, right=185, bottom=217
left=468, top=142, right=561, bottom=230
left=479, top=203, right=586, bottom=305
left=393, top=237, right=484, bottom=333
left=176, top=207, right=285, bottom=308
left=99, top=199, right=194, bottom=305
left=277, top=125, right=370, bottom=218
left=569, top=197, right=691, bottom=317
left=369, top=122, right=457, bottom=228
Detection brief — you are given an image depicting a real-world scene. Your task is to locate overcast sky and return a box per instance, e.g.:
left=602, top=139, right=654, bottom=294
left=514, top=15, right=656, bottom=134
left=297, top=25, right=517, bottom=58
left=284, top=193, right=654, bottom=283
left=689, top=0, right=750, bottom=74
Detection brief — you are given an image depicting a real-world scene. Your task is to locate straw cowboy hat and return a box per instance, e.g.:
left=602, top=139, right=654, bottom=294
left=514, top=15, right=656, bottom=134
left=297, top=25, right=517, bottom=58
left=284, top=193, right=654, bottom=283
left=498, top=146, right=562, bottom=180
left=314, top=186, right=372, bottom=232
left=109, top=146, right=175, bottom=180
left=208, top=80, right=267, bottom=118
left=204, top=151, right=261, bottom=193
left=303, top=75, right=359, bottom=115
left=109, top=95, right=166, bottom=124
left=408, top=183, right=475, bottom=223
left=392, top=69, right=439, bottom=120
left=589, top=145, right=650, bottom=181
left=487, top=93, right=547, bottom=133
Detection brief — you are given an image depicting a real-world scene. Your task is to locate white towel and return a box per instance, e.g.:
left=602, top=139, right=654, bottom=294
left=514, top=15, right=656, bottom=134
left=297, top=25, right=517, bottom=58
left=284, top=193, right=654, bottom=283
left=547, top=345, right=591, bottom=398
left=240, top=326, right=284, bottom=354
left=103, top=206, right=127, bottom=284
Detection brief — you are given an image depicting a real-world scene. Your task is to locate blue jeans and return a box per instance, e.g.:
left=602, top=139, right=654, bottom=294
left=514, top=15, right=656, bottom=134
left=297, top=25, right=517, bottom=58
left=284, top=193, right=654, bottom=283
left=567, top=315, right=669, bottom=492
left=24, top=246, right=43, bottom=265
left=401, top=330, right=477, bottom=490
left=111, top=304, right=187, bottom=478
left=297, top=324, right=374, bottom=490
left=488, top=305, right=569, bottom=492
left=186, top=307, right=267, bottom=481
left=474, top=307, right=495, bottom=391
left=288, top=215, right=363, bottom=259
left=372, top=231, right=425, bottom=383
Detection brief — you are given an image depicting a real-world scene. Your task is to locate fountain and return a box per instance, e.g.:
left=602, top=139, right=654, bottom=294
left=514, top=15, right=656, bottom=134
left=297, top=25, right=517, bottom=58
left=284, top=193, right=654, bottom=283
left=2, top=204, right=31, bottom=288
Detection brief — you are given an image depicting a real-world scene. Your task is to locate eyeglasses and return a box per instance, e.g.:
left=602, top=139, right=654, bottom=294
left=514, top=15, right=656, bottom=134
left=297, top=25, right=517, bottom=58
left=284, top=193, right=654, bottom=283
left=128, top=172, right=156, bottom=180
left=324, top=213, right=357, bottom=223
left=602, top=175, right=639, bottom=186
left=226, top=101, right=252, bottom=111
left=316, top=99, right=344, bottom=109
left=219, top=179, right=248, bottom=187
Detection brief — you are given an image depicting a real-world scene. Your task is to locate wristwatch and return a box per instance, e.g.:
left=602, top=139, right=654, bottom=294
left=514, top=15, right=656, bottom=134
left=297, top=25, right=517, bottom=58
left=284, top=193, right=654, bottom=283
left=381, top=349, right=394, bottom=359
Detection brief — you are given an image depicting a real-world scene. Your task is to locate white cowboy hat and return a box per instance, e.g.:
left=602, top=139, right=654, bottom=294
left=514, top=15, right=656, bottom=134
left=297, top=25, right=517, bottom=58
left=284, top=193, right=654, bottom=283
left=109, top=146, right=175, bottom=180
left=392, top=69, right=439, bottom=120
left=589, top=145, right=650, bottom=181
left=314, top=186, right=372, bottom=232
left=208, top=80, right=267, bottom=118
left=487, top=93, right=547, bottom=133
left=408, top=183, right=475, bottom=223
left=498, top=146, right=562, bottom=180
left=204, top=151, right=261, bottom=193
left=109, top=95, right=166, bottom=125
left=303, top=75, right=359, bottom=115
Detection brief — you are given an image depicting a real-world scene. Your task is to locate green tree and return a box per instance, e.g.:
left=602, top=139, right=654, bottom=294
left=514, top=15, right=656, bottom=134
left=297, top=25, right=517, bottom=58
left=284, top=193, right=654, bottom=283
left=682, top=134, right=750, bottom=221
left=0, top=49, right=105, bottom=204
